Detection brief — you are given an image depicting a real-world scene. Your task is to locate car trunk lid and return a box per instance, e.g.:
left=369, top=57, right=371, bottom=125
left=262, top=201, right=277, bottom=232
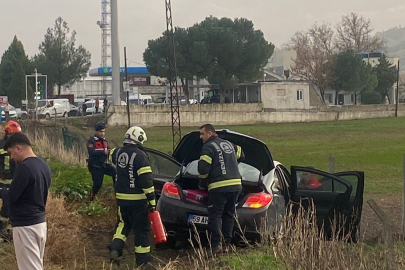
left=172, top=130, right=275, bottom=175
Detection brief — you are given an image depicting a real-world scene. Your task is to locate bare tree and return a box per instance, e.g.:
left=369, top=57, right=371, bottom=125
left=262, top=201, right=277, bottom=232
left=335, top=13, right=386, bottom=53
left=287, top=23, right=335, bottom=102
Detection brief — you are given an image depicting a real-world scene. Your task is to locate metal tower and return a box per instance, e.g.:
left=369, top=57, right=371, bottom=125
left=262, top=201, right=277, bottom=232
left=165, top=0, right=181, bottom=150
left=97, top=0, right=111, bottom=97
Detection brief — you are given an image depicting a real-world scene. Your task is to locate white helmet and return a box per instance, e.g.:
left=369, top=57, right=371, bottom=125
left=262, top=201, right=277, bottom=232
left=124, top=126, right=147, bottom=145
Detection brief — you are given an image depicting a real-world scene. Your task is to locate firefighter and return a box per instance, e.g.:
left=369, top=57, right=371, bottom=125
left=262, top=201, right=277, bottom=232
left=108, top=126, right=155, bottom=269
left=197, top=123, right=245, bottom=257
left=0, top=120, right=22, bottom=218
left=87, top=123, right=116, bottom=200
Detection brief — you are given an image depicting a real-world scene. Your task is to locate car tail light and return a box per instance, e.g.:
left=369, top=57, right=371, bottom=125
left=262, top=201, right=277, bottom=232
left=242, top=193, right=273, bottom=209
left=162, top=182, right=180, bottom=200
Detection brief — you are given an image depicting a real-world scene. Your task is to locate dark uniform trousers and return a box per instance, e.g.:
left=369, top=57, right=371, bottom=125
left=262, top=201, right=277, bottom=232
left=109, top=200, right=152, bottom=265
left=208, top=191, right=240, bottom=248
left=0, top=182, right=10, bottom=218
left=88, top=164, right=116, bottom=195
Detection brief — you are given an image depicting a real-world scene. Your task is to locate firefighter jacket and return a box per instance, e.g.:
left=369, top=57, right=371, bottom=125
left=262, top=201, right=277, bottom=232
left=87, top=136, right=110, bottom=168
left=109, top=144, right=156, bottom=207
left=198, top=136, right=245, bottom=192
left=0, top=135, right=15, bottom=182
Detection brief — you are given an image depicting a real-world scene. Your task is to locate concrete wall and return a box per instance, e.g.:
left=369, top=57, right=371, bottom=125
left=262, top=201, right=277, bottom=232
left=107, top=103, right=405, bottom=127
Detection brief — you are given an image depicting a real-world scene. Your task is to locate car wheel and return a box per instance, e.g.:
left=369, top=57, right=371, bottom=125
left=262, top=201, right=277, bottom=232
left=45, top=114, right=51, bottom=119
left=63, top=112, right=68, bottom=118
left=21, top=114, right=27, bottom=120
left=167, top=235, right=178, bottom=249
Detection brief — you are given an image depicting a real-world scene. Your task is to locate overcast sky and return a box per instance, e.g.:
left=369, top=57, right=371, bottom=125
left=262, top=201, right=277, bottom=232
left=1, top=0, right=404, bottom=70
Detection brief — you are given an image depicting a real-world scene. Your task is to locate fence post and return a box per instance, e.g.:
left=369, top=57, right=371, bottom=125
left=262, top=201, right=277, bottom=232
left=367, top=199, right=395, bottom=269
left=402, top=154, right=405, bottom=233
left=328, top=156, right=335, bottom=174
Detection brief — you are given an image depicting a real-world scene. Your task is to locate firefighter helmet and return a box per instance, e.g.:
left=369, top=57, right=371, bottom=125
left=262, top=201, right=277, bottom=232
left=124, top=126, right=147, bottom=145
left=4, top=120, right=22, bottom=134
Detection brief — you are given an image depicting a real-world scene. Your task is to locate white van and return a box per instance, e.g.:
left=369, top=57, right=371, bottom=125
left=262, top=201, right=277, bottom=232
left=38, top=99, right=70, bottom=118
left=85, top=99, right=104, bottom=115
left=128, top=94, right=154, bottom=105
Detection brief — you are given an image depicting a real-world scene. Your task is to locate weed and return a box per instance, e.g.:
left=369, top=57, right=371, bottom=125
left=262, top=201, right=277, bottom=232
left=55, top=181, right=92, bottom=201
left=77, top=201, right=111, bottom=216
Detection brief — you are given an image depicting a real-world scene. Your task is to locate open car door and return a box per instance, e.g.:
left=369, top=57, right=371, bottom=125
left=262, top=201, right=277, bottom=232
left=143, top=148, right=181, bottom=200
left=290, top=166, right=356, bottom=240
left=333, top=171, right=364, bottom=242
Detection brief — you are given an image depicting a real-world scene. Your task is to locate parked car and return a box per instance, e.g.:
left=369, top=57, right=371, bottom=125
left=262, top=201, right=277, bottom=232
left=154, top=96, right=168, bottom=104
left=180, top=99, right=199, bottom=105
left=200, top=89, right=230, bottom=104
left=0, top=105, right=17, bottom=120
left=68, top=103, right=80, bottom=117
left=141, top=130, right=364, bottom=248
left=15, top=108, right=28, bottom=119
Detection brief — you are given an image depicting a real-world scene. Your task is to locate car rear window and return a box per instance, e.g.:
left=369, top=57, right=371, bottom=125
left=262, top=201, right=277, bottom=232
left=184, top=160, right=260, bottom=183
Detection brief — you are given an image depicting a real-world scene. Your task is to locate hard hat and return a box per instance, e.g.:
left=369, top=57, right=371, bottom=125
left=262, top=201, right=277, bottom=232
left=4, top=120, right=22, bottom=134
left=124, top=126, right=147, bottom=145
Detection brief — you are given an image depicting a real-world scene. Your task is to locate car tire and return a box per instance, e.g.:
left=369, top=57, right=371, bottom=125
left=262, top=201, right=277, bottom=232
left=63, top=112, right=68, bottom=118
left=45, top=114, right=51, bottom=119
left=167, top=235, right=178, bottom=249
left=21, top=114, right=27, bottom=120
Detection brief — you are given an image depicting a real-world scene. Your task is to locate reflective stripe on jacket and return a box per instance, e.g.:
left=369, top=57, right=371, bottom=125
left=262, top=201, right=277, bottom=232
left=197, top=136, right=243, bottom=192
left=111, top=145, right=155, bottom=206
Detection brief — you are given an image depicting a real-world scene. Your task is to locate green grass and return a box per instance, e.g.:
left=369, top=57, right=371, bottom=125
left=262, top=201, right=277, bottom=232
left=222, top=251, right=285, bottom=269
left=49, top=161, right=93, bottom=194
left=59, top=117, right=405, bottom=198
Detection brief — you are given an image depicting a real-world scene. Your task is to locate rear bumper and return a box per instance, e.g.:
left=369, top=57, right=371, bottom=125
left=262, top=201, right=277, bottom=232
left=157, top=194, right=281, bottom=241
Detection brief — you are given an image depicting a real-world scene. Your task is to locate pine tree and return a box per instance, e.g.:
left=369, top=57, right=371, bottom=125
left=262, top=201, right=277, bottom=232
left=374, top=54, right=397, bottom=103
left=0, top=36, right=32, bottom=106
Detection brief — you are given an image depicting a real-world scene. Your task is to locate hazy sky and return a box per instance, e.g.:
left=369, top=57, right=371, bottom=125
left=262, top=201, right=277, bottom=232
left=1, top=0, right=404, bottom=70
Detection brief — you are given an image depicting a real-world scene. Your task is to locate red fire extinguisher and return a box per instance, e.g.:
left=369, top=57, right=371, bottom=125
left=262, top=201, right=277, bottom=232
left=149, top=210, right=167, bottom=244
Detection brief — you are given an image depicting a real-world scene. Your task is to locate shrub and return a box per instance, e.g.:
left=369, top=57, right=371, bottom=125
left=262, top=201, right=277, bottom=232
left=77, top=201, right=110, bottom=217
left=361, top=91, right=382, bottom=104
left=55, top=181, right=92, bottom=201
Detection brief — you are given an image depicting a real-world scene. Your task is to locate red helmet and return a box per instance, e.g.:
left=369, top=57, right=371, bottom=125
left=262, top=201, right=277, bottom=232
left=4, top=120, right=22, bottom=134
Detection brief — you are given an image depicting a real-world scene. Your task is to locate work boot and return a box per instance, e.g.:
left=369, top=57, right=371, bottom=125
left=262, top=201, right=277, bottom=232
left=88, top=191, right=95, bottom=201
left=207, top=245, right=222, bottom=259
left=109, top=249, right=121, bottom=265
left=136, top=253, right=153, bottom=268
left=222, top=243, right=235, bottom=254
left=139, top=262, right=155, bottom=270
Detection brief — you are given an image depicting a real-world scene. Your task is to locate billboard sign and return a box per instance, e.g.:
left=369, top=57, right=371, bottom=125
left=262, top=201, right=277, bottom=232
left=129, top=76, right=148, bottom=86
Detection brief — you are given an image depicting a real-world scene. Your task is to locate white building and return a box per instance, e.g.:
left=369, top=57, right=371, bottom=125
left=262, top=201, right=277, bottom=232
left=260, top=81, right=323, bottom=110
left=265, top=49, right=297, bottom=79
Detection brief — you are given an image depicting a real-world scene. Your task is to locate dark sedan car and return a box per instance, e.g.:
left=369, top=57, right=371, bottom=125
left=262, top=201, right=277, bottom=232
left=142, top=130, right=364, bottom=248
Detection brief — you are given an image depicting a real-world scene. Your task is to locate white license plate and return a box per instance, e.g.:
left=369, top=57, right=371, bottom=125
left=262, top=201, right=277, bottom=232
left=188, top=214, right=209, bottom=225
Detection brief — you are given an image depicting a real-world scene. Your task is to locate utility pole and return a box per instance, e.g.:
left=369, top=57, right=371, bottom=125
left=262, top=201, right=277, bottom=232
left=35, top=68, right=38, bottom=120
left=98, top=0, right=111, bottom=98
left=165, top=0, right=181, bottom=150
left=395, top=60, right=400, bottom=117
left=124, top=47, right=130, bottom=128
left=111, top=0, right=120, bottom=106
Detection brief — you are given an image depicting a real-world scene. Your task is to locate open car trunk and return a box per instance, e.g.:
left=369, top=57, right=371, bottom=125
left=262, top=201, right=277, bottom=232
left=173, top=175, right=264, bottom=206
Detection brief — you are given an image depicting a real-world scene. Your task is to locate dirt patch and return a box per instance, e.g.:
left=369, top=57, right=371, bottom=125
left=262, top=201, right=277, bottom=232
left=361, top=195, right=403, bottom=243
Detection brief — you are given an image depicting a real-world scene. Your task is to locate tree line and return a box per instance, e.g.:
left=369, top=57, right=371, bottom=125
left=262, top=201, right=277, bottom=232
left=287, top=13, right=398, bottom=105
left=0, top=17, right=91, bottom=106
left=143, top=16, right=274, bottom=103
